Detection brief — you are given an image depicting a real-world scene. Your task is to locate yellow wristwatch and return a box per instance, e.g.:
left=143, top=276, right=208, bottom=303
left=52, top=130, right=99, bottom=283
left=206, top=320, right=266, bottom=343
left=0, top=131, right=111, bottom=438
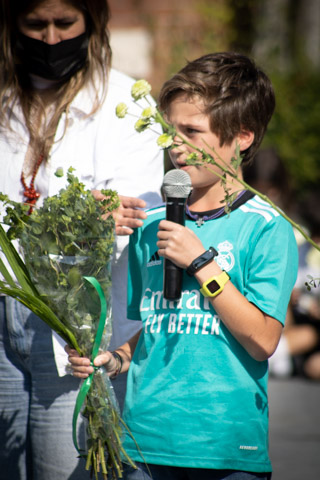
left=200, top=271, right=230, bottom=298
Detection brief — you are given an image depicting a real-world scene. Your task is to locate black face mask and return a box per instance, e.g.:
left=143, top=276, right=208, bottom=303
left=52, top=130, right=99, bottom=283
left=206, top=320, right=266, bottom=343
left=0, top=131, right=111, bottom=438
left=16, top=31, right=89, bottom=82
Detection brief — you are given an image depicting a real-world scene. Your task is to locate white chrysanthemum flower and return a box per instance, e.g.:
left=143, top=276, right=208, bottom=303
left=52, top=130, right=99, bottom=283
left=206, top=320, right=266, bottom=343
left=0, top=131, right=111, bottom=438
left=134, top=118, right=151, bottom=133
left=141, top=106, right=156, bottom=119
left=115, top=102, right=128, bottom=118
left=131, top=79, right=152, bottom=101
left=157, top=133, right=174, bottom=148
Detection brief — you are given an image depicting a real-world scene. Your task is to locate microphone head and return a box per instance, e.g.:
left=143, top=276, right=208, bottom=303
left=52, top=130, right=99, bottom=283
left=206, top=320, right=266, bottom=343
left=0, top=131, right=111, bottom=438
left=162, top=169, right=192, bottom=199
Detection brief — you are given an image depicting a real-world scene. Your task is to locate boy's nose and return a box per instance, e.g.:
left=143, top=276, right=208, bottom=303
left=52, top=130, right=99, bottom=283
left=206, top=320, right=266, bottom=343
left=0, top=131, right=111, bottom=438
left=171, top=135, right=185, bottom=152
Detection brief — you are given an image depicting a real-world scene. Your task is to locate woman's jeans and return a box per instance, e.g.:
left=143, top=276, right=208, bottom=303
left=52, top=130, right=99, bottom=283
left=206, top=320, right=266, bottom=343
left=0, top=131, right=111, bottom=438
left=0, top=297, right=90, bottom=480
left=122, top=463, right=272, bottom=480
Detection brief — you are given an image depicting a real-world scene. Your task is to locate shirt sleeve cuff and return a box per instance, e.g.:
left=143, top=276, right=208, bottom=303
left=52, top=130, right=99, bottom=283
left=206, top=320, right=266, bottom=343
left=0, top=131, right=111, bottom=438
left=52, top=330, right=71, bottom=377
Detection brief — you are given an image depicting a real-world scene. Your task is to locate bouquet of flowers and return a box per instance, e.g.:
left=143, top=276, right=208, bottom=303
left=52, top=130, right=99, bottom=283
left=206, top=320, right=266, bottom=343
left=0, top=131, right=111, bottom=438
left=0, top=168, right=134, bottom=479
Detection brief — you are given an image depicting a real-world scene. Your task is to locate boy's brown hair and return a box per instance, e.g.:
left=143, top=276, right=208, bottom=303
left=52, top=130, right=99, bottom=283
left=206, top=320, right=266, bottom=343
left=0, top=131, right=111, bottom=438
left=158, top=52, right=275, bottom=164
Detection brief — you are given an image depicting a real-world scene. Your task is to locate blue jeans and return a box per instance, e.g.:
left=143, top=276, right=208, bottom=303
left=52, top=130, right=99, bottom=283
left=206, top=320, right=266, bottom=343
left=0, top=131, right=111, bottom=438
left=0, top=297, right=90, bottom=480
left=122, top=463, right=272, bottom=480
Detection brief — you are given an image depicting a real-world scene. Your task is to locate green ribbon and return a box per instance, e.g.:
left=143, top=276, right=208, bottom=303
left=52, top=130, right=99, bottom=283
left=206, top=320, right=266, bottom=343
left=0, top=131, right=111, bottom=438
left=72, top=276, right=107, bottom=454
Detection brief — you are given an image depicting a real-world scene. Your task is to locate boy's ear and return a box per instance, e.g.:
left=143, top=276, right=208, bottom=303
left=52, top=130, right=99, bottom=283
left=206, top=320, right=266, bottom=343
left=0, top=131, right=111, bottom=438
left=237, top=130, right=254, bottom=151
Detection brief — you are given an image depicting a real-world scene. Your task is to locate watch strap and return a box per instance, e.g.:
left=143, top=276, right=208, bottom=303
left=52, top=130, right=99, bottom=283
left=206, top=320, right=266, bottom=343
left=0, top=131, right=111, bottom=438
left=200, top=271, right=230, bottom=298
left=186, top=247, right=218, bottom=276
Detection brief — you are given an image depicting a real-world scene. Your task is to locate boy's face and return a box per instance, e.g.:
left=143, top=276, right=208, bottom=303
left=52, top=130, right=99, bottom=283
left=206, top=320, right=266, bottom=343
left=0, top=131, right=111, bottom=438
left=167, top=94, right=242, bottom=190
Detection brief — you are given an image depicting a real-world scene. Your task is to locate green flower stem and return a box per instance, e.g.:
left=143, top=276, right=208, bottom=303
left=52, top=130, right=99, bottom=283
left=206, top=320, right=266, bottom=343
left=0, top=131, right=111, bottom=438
left=99, top=440, right=107, bottom=475
left=92, top=450, right=98, bottom=480
left=107, top=440, right=122, bottom=478
left=85, top=446, right=93, bottom=471
left=154, top=113, right=172, bottom=134
left=239, top=179, right=320, bottom=252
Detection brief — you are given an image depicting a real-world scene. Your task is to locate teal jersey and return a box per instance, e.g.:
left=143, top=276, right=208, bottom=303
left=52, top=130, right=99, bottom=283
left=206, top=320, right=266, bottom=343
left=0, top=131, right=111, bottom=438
left=123, top=193, right=298, bottom=472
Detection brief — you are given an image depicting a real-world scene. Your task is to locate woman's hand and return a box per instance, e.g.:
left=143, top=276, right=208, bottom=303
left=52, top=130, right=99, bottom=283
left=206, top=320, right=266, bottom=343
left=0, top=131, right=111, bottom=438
left=157, top=219, right=205, bottom=268
left=92, top=190, right=147, bottom=235
left=65, top=346, right=119, bottom=379
left=113, top=195, right=147, bottom=235
left=66, top=331, right=140, bottom=378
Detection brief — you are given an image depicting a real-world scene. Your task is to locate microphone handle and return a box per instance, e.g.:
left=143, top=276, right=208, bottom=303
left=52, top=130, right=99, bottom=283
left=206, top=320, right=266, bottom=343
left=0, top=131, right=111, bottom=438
left=166, top=197, right=186, bottom=224
left=164, top=197, right=187, bottom=300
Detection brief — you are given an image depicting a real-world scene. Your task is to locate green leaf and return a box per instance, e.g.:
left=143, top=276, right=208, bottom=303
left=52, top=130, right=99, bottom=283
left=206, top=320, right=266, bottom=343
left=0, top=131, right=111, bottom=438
left=0, top=282, right=81, bottom=353
left=0, top=257, right=16, bottom=288
left=0, top=224, right=38, bottom=295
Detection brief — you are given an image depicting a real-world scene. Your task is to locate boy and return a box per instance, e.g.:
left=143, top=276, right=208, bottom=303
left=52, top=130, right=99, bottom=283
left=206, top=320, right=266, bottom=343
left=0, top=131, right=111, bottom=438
left=69, top=52, right=298, bottom=479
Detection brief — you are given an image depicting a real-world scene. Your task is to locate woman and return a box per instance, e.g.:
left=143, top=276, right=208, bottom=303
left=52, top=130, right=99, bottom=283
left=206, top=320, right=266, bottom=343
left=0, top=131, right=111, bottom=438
left=0, top=1, right=163, bottom=479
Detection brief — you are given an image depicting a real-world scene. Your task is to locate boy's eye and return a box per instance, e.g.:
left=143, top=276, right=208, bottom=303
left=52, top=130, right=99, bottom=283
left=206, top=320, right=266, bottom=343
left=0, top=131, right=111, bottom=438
left=185, top=127, right=199, bottom=135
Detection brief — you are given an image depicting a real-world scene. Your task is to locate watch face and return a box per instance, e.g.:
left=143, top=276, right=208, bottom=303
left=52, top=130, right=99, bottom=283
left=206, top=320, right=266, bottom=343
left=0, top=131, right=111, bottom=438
left=207, top=279, right=220, bottom=294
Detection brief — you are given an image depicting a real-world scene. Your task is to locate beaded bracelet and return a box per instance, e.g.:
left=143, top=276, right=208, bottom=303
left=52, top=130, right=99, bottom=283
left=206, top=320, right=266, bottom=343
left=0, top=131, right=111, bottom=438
left=110, top=351, right=123, bottom=379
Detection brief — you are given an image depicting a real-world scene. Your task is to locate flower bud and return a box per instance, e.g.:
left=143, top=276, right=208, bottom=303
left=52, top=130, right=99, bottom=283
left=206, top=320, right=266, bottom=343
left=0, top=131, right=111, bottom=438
left=131, top=79, right=151, bottom=101
left=55, top=167, right=64, bottom=177
left=157, top=133, right=173, bottom=148
left=134, top=118, right=151, bottom=133
left=115, top=102, right=128, bottom=118
left=141, top=106, right=156, bottom=119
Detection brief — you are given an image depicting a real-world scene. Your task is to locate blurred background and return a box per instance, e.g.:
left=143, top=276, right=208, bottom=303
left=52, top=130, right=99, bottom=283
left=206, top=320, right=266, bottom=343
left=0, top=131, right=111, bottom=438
left=108, top=2, right=320, bottom=478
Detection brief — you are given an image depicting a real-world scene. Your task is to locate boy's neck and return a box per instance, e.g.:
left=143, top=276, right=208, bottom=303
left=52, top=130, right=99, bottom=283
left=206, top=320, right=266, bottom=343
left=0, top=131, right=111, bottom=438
left=188, top=177, right=243, bottom=212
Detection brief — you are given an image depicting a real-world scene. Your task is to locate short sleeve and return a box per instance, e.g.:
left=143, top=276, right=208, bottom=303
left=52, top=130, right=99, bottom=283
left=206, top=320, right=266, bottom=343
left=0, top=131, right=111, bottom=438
left=127, top=228, right=144, bottom=320
left=244, top=217, right=298, bottom=325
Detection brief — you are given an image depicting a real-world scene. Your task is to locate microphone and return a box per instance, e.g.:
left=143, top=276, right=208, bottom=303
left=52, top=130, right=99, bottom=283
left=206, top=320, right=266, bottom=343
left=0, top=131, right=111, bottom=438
left=162, top=169, right=192, bottom=300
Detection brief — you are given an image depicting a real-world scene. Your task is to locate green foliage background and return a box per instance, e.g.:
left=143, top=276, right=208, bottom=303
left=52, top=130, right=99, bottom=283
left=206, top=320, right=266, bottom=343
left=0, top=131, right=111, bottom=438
left=264, top=70, right=320, bottom=192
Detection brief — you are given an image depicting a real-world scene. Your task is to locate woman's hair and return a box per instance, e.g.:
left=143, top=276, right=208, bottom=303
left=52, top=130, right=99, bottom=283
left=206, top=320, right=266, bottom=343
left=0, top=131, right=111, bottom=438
left=0, top=0, right=112, bottom=160
left=158, top=52, right=276, bottom=164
